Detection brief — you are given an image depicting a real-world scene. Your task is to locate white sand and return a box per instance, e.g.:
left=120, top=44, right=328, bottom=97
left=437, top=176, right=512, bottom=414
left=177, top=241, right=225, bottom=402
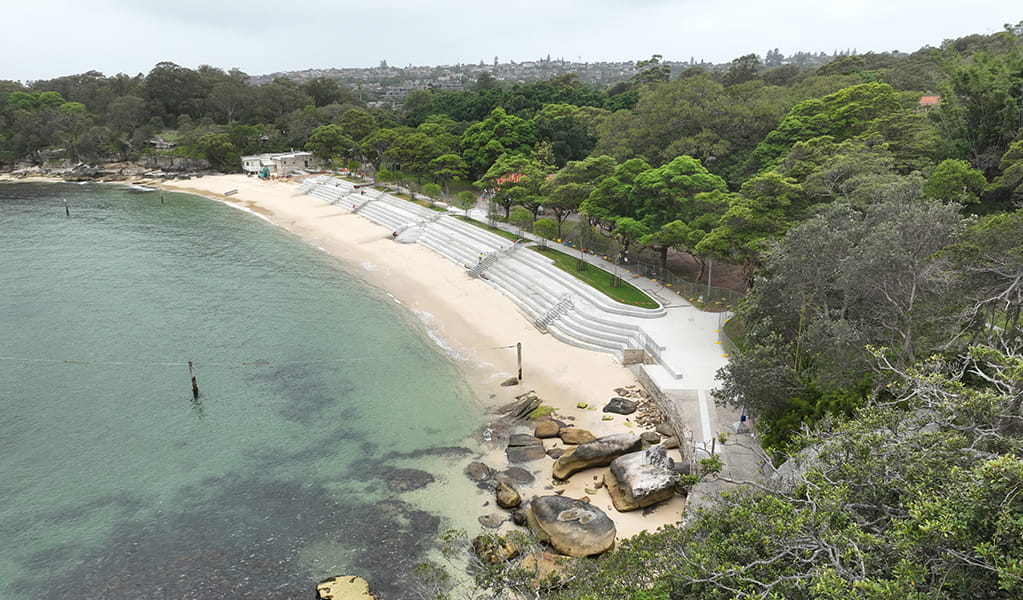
left=158, top=173, right=684, bottom=539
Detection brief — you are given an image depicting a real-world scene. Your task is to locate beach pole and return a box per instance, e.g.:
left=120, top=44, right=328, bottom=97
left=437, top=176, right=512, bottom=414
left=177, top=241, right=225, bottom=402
left=64, top=199, right=69, bottom=217
left=188, top=360, right=199, bottom=399
left=517, top=342, right=522, bottom=381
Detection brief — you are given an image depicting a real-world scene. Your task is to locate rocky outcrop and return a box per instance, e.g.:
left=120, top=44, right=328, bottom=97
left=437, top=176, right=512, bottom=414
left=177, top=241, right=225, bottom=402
left=316, top=575, right=376, bottom=599
left=603, top=397, right=638, bottom=415
left=605, top=445, right=679, bottom=512
left=552, top=433, right=642, bottom=480
left=526, top=495, right=616, bottom=557
left=558, top=427, right=596, bottom=445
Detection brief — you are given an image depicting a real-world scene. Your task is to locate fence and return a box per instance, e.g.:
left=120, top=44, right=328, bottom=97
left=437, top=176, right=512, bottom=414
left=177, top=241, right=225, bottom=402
left=718, top=311, right=740, bottom=357
left=557, top=233, right=744, bottom=309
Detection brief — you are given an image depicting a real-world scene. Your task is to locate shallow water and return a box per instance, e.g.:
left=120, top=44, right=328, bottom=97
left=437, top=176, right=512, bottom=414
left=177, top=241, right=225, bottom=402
left=0, top=182, right=485, bottom=599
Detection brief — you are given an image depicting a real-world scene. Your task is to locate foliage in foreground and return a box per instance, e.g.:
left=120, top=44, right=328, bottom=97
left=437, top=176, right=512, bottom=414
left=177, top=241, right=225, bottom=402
left=543, top=344, right=1023, bottom=599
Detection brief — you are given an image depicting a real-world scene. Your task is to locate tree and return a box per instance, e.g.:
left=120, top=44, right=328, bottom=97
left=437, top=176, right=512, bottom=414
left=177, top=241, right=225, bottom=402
left=747, top=82, right=903, bottom=173
left=936, top=50, right=1023, bottom=174
left=142, top=62, right=204, bottom=122
left=923, top=158, right=987, bottom=203
left=475, top=153, right=548, bottom=219
left=422, top=182, right=442, bottom=205
left=206, top=79, right=248, bottom=124
left=553, top=341, right=1023, bottom=599
left=361, top=126, right=411, bottom=171
left=696, top=175, right=795, bottom=287
left=337, top=108, right=377, bottom=142
left=509, top=206, right=533, bottom=234
left=580, top=157, right=650, bottom=237
left=632, top=155, right=728, bottom=267
left=988, top=139, right=1023, bottom=207
left=429, top=153, right=468, bottom=193
left=632, top=54, right=671, bottom=86
left=194, top=131, right=239, bottom=172
left=722, top=53, right=761, bottom=86
left=455, top=190, right=477, bottom=216
left=533, top=218, right=557, bottom=247
left=305, top=124, right=355, bottom=162
left=530, top=103, right=596, bottom=166
left=300, top=76, right=358, bottom=107
left=460, top=107, right=537, bottom=177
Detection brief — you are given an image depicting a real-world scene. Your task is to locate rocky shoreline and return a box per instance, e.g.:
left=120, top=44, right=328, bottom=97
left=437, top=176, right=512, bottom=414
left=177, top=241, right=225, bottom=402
left=0, top=158, right=212, bottom=183
left=317, top=385, right=696, bottom=599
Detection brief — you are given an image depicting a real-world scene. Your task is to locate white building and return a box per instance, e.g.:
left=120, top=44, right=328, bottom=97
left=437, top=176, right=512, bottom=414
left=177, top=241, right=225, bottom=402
left=241, top=151, right=320, bottom=175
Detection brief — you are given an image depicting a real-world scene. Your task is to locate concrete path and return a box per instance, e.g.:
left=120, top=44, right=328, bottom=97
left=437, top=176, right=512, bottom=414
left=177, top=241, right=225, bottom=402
left=299, top=176, right=768, bottom=495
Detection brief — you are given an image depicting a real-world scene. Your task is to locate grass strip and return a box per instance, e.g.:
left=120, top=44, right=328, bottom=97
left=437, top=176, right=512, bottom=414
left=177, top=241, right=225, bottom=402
left=531, top=246, right=660, bottom=309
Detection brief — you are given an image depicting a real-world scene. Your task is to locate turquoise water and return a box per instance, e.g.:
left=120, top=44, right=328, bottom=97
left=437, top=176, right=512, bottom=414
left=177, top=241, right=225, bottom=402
left=0, top=182, right=484, bottom=599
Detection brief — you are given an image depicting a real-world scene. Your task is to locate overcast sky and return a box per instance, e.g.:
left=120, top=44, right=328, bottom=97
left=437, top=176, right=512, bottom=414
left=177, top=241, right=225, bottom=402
left=3, top=0, right=1019, bottom=82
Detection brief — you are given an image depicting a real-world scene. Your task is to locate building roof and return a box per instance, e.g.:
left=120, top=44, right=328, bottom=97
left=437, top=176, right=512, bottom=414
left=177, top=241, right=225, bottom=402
left=919, top=95, right=941, bottom=107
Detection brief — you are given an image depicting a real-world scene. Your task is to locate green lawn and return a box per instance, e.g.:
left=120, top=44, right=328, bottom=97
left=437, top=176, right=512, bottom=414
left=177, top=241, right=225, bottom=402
left=455, top=215, right=523, bottom=242
left=531, top=246, right=660, bottom=309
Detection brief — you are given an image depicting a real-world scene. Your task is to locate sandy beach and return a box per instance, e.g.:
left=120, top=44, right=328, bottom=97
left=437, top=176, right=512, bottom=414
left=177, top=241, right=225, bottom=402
left=154, top=173, right=686, bottom=539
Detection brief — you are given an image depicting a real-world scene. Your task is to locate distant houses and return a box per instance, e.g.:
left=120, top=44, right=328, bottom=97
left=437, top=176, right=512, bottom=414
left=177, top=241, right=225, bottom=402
left=241, top=151, right=320, bottom=176
left=918, top=95, right=941, bottom=109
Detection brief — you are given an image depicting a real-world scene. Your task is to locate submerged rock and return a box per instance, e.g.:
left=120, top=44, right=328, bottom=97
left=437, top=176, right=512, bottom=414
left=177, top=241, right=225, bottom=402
left=380, top=468, right=435, bottom=493
left=464, top=461, right=494, bottom=482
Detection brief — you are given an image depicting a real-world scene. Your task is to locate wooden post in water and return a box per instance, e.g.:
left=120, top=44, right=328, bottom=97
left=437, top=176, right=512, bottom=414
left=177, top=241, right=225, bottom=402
left=64, top=199, right=69, bottom=217
left=517, top=342, right=522, bottom=382
left=188, top=360, right=199, bottom=399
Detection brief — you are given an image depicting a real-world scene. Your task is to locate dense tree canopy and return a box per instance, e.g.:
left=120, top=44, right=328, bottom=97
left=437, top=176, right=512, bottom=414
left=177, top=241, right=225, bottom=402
left=4, top=24, right=1023, bottom=600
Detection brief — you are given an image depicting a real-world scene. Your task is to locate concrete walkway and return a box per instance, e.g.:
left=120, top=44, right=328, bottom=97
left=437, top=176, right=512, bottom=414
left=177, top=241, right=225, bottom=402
left=298, top=176, right=766, bottom=487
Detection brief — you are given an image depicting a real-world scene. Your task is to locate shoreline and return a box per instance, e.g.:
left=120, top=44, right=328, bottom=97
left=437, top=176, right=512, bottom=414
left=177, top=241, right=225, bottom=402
left=8, top=172, right=687, bottom=539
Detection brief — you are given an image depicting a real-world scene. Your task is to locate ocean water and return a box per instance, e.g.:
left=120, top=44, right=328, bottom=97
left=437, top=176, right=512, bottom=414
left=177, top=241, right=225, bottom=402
left=0, top=182, right=486, bottom=599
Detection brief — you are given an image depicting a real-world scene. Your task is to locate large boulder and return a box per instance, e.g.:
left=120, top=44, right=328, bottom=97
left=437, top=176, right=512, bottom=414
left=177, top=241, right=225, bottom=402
left=604, top=445, right=679, bottom=512
left=552, top=433, right=642, bottom=480
left=559, top=427, right=596, bottom=445
left=526, top=495, right=616, bottom=557
left=316, top=575, right=376, bottom=599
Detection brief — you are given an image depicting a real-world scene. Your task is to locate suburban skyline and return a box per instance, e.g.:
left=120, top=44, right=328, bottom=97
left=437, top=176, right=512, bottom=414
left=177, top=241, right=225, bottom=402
left=3, top=0, right=1019, bottom=82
